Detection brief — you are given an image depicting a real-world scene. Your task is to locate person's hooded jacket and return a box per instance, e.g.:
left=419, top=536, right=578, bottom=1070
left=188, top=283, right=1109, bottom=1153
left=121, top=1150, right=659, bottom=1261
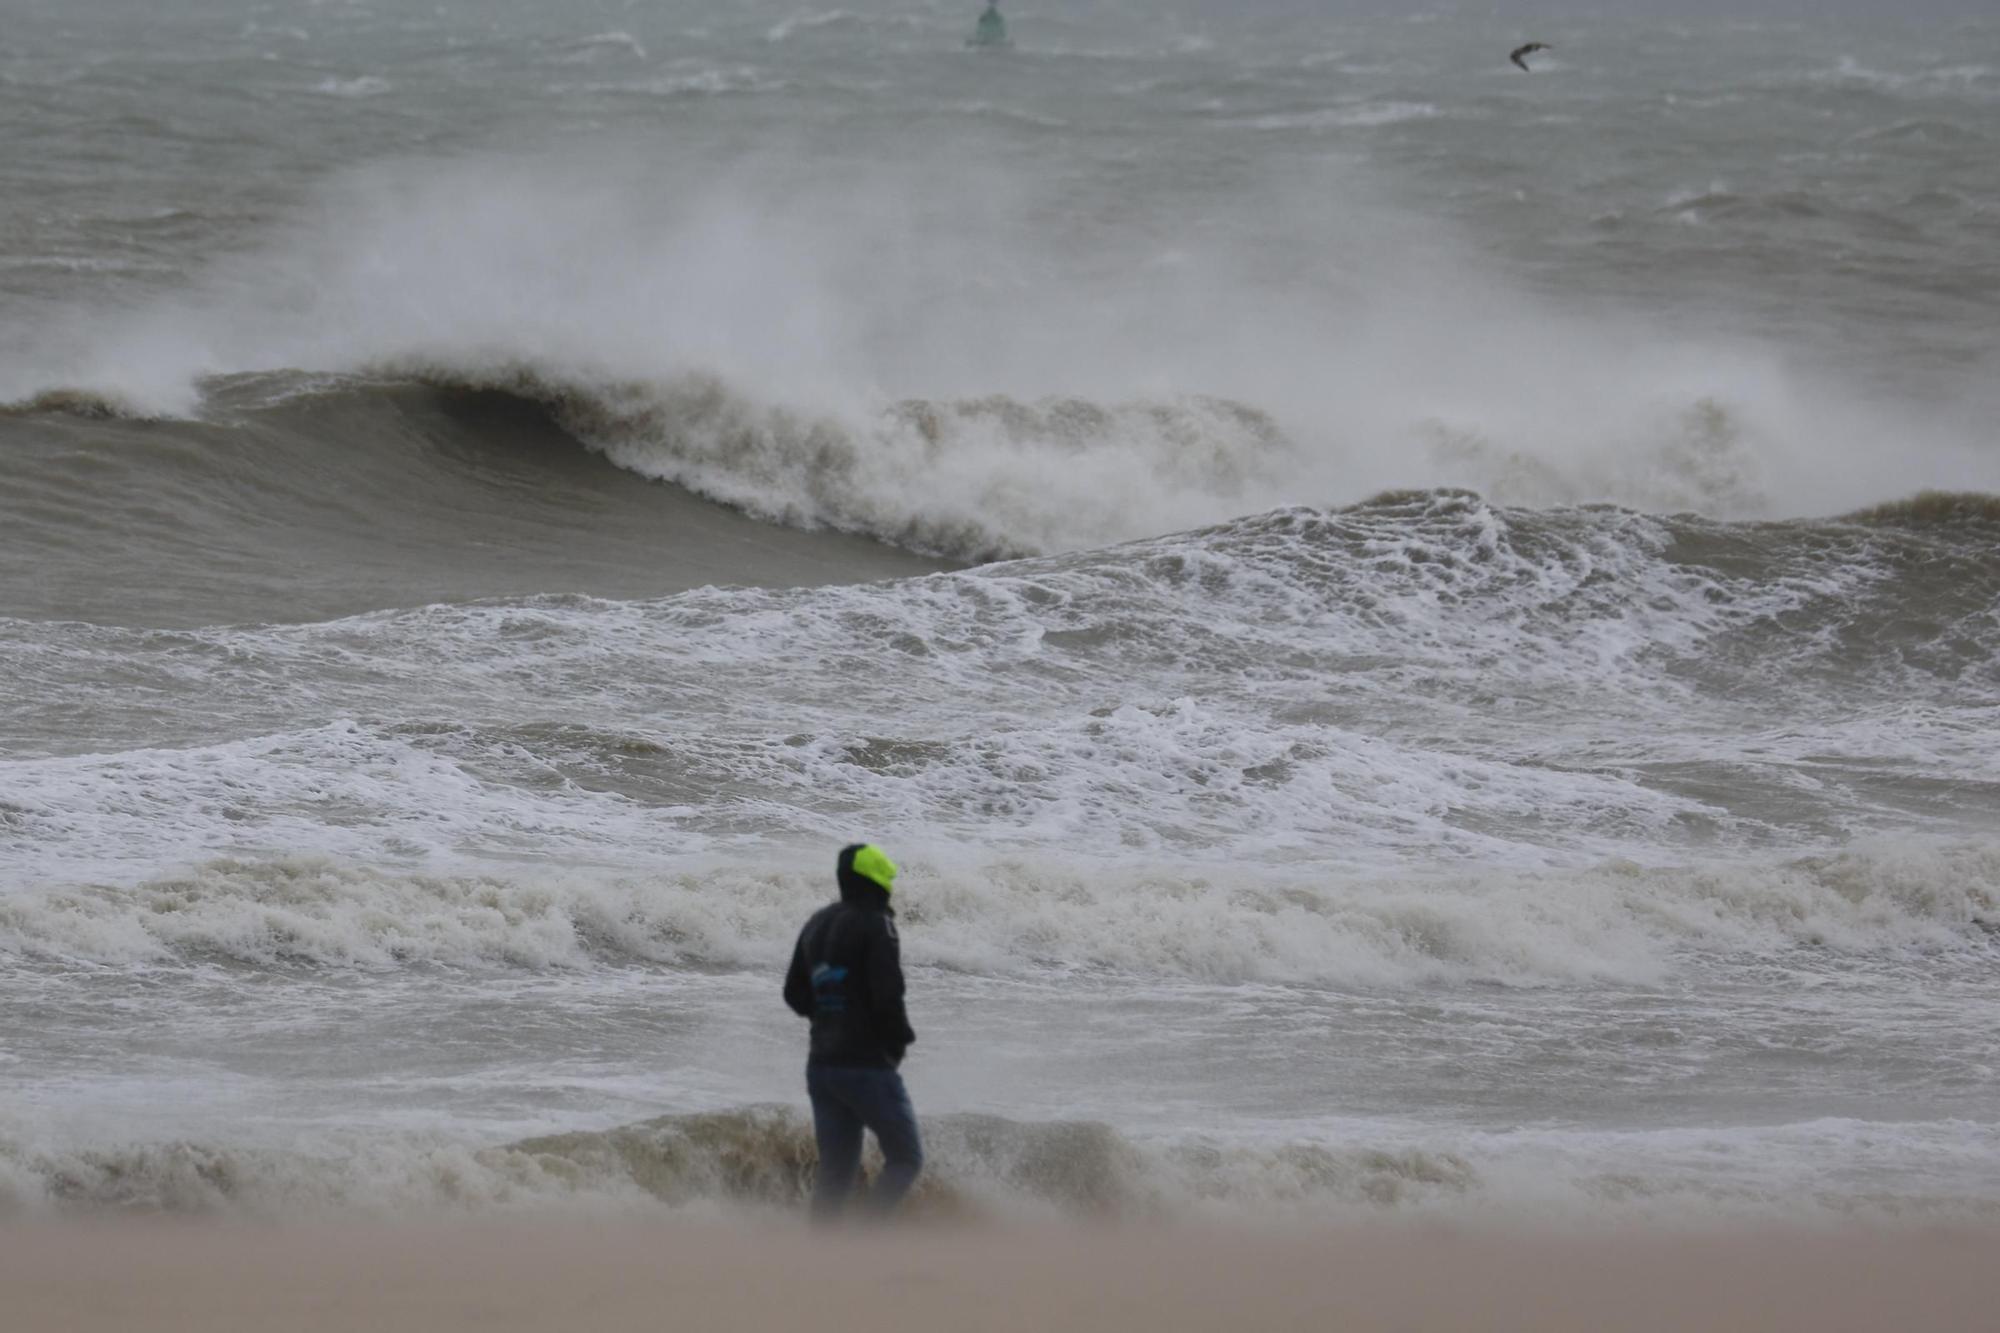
left=783, top=845, right=916, bottom=1068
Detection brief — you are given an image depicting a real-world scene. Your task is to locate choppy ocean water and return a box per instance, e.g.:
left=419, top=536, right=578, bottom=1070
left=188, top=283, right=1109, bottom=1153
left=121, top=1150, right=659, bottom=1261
left=2, top=0, right=1997, bottom=1221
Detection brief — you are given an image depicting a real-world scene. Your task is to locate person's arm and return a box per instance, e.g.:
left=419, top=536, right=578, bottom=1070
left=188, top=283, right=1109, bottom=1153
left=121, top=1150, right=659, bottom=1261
left=867, top=918, right=916, bottom=1062
left=783, top=930, right=814, bottom=1018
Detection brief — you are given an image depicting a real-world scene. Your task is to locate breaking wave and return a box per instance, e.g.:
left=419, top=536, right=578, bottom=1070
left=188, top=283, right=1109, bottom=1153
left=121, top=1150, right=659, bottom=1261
left=6, top=137, right=1995, bottom=561
left=5, top=486, right=1997, bottom=873
left=1, top=386, right=146, bottom=419
left=0, top=1109, right=1499, bottom=1221
left=438, top=365, right=1288, bottom=562
left=1842, top=490, right=2000, bottom=526
left=2, top=845, right=1993, bottom=986
left=8, top=363, right=1999, bottom=595
left=6, top=1106, right=1994, bottom=1224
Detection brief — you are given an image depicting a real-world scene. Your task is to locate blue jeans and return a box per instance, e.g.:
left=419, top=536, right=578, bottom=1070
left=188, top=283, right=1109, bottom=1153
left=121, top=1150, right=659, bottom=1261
left=805, top=1061, right=924, bottom=1220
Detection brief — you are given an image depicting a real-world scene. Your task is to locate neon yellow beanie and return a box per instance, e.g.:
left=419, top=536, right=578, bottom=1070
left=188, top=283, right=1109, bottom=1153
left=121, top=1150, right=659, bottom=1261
left=851, top=844, right=899, bottom=893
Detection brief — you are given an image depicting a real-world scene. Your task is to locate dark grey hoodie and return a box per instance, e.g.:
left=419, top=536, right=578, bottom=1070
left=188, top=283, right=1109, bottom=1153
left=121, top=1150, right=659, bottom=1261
left=783, top=844, right=916, bottom=1068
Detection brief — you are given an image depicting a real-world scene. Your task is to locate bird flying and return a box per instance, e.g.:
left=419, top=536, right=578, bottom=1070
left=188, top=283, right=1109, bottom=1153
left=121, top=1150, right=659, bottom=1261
left=1510, top=42, right=1551, bottom=72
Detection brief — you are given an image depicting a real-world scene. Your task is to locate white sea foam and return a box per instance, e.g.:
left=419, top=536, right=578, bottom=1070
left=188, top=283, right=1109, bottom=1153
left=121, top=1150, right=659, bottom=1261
left=628, top=65, right=775, bottom=97
left=311, top=75, right=392, bottom=99
left=765, top=10, right=859, bottom=44
left=2, top=842, right=1992, bottom=987
left=4, top=1106, right=1996, bottom=1224
left=1812, top=57, right=1998, bottom=98
left=558, top=31, right=648, bottom=62
left=7, top=139, right=1994, bottom=550
left=1237, top=102, right=1440, bottom=130
left=545, top=376, right=1290, bottom=559
left=4, top=3, right=1999, bottom=1237
left=5, top=495, right=1992, bottom=895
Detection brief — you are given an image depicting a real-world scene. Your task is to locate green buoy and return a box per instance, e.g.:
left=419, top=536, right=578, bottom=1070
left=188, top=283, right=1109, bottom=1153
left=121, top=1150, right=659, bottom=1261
left=967, top=1, right=1012, bottom=49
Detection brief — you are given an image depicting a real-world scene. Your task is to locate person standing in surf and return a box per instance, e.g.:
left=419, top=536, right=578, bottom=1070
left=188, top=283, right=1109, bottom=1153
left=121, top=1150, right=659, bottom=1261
left=784, top=843, right=923, bottom=1220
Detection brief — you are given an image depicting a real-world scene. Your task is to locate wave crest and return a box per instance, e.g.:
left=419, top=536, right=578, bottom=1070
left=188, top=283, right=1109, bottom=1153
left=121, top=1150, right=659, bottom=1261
left=10, top=1107, right=1995, bottom=1224
left=0, top=1108, right=1485, bottom=1221
left=1842, top=490, right=2000, bottom=526
left=400, top=364, right=1290, bottom=562
left=1, top=386, right=150, bottom=420
left=5, top=845, right=1993, bottom=985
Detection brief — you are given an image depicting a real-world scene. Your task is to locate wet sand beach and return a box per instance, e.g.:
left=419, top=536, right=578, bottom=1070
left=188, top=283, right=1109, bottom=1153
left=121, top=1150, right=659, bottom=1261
left=4, top=1220, right=1995, bottom=1333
